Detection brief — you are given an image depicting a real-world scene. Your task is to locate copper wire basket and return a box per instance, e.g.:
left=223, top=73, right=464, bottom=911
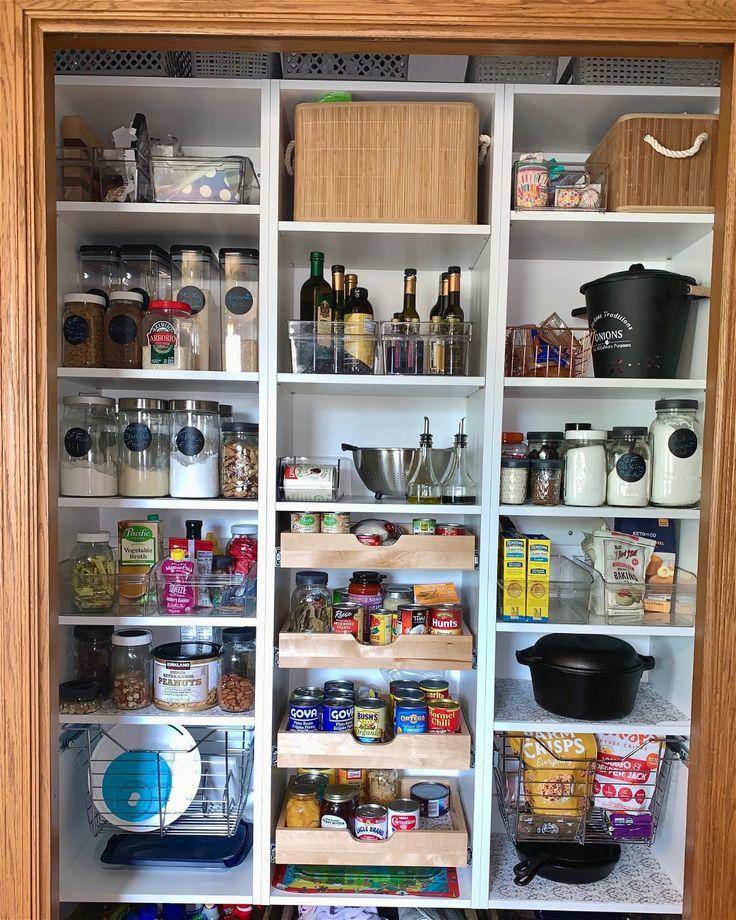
left=505, top=325, right=592, bottom=378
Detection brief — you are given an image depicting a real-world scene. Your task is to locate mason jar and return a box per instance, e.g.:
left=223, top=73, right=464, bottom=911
left=117, top=398, right=170, bottom=497
left=60, top=395, right=118, bottom=496
left=218, top=626, right=256, bottom=712
left=606, top=426, right=651, bottom=507
left=649, top=399, right=703, bottom=507
left=111, top=628, right=153, bottom=711
left=169, top=399, right=220, bottom=498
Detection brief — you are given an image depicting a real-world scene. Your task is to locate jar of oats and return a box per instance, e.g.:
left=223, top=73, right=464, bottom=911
left=111, top=628, right=153, bottom=710
left=62, top=293, right=106, bottom=367
left=221, top=422, right=258, bottom=498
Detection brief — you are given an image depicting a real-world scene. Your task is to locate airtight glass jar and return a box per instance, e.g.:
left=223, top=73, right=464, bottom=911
left=526, top=431, right=564, bottom=461
left=286, top=786, right=321, bottom=828
left=289, top=570, right=331, bottom=633
left=103, top=291, right=144, bottom=368
left=60, top=395, right=118, bottom=496
left=607, top=426, right=651, bottom=507
left=221, top=422, right=259, bottom=499
left=563, top=429, right=608, bottom=507
left=121, top=244, right=172, bottom=308
left=142, top=300, right=194, bottom=370
left=117, top=398, right=170, bottom=497
left=649, top=399, right=703, bottom=507
left=78, top=245, right=122, bottom=302
left=169, top=400, right=220, bottom=498
left=320, top=784, right=357, bottom=829
left=62, top=293, right=106, bottom=367
left=500, top=458, right=529, bottom=504
left=530, top=458, right=562, bottom=506
left=218, top=626, right=256, bottom=713
left=73, top=624, right=113, bottom=698
left=111, top=629, right=153, bottom=711
left=70, top=533, right=116, bottom=612
left=381, top=584, right=414, bottom=612
left=171, top=245, right=218, bottom=371
left=220, top=248, right=259, bottom=373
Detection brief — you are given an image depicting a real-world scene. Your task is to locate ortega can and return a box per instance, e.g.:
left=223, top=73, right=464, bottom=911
left=322, top=696, right=354, bottom=732
left=420, top=678, right=450, bottom=700
left=369, top=609, right=393, bottom=646
left=287, top=696, right=321, bottom=732
left=354, top=698, right=387, bottom=743
left=394, top=700, right=428, bottom=734
left=387, top=798, right=420, bottom=835
left=428, top=699, right=462, bottom=733
left=353, top=804, right=388, bottom=840
left=392, top=604, right=428, bottom=639
left=331, top=603, right=364, bottom=638
left=429, top=603, right=463, bottom=635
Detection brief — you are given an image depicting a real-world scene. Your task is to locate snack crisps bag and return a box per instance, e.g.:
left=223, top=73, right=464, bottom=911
left=510, top=732, right=597, bottom=816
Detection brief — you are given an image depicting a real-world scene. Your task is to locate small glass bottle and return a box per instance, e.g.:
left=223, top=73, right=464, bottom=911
left=441, top=418, right=477, bottom=504
left=70, top=532, right=116, bottom=612
left=111, top=628, right=153, bottom=710
left=407, top=416, right=441, bottom=504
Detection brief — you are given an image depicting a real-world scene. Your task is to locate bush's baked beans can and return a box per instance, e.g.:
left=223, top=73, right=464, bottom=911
left=394, top=700, right=428, bottom=734
left=321, top=696, right=354, bottom=732
left=353, top=698, right=386, bottom=743
left=387, top=798, right=420, bottom=835
left=331, top=602, right=364, bottom=638
left=392, top=604, right=428, bottom=639
left=353, top=804, right=388, bottom=839
left=420, top=678, right=450, bottom=700
left=287, top=697, right=322, bottom=732
left=369, top=609, right=393, bottom=646
left=410, top=781, right=451, bottom=818
left=428, top=699, right=462, bottom=733
left=429, top=603, right=463, bottom=635
left=435, top=522, right=466, bottom=536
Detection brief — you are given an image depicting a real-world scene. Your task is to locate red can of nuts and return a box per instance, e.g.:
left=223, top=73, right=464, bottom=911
left=435, top=523, right=466, bottom=536
left=428, top=699, right=462, bottom=733
left=429, top=603, right=463, bottom=635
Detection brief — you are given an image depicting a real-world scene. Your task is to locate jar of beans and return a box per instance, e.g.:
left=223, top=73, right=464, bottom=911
left=221, top=422, right=259, bottom=498
left=103, top=291, right=145, bottom=368
left=62, top=293, right=106, bottom=367
left=218, top=626, right=256, bottom=712
left=530, top=458, right=562, bottom=506
left=111, top=628, right=153, bottom=710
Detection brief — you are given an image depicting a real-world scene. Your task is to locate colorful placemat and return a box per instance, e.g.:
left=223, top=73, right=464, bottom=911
left=273, top=864, right=460, bottom=897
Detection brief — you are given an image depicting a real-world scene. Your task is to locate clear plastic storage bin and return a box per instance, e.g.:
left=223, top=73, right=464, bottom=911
left=381, top=321, right=472, bottom=376
left=151, top=156, right=259, bottom=205
left=288, top=320, right=378, bottom=375
left=498, top=555, right=594, bottom=623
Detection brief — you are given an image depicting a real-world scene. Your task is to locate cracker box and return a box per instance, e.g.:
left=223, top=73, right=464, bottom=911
left=526, top=533, right=551, bottom=622
left=615, top=518, right=676, bottom=620
left=500, top=530, right=527, bottom=621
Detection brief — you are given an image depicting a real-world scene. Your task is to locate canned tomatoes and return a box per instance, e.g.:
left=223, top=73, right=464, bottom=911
left=369, top=609, right=393, bottom=646
left=387, top=798, right=420, bottom=835
left=287, top=696, right=321, bottom=732
left=322, top=697, right=354, bottom=732
left=410, top=781, right=451, bottom=818
left=392, top=604, right=428, bottom=639
left=331, top=603, right=364, bottom=638
left=412, top=517, right=436, bottom=535
left=356, top=534, right=381, bottom=546
left=435, top=522, right=466, bottom=536
left=428, top=699, right=461, bottom=733
left=429, top=603, right=463, bottom=635
left=394, top=700, right=428, bottom=734
left=420, top=678, right=450, bottom=700
left=353, top=804, right=388, bottom=840
left=354, top=698, right=387, bottom=743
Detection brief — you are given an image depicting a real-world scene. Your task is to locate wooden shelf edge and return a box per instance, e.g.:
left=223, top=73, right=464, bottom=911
left=279, top=533, right=476, bottom=570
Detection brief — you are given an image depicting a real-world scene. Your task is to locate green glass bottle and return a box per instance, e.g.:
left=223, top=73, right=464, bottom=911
left=331, top=264, right=346, bottom=320
left=299, top=251, right=332, bottom=323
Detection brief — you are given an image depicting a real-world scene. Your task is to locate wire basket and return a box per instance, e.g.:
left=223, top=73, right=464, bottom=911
left=65, top=725, right=253, bottom=837
left=467, top=56, right=558, bottom=84
left=505, top=325, right=592, bottom=378
left=282, top=53, right=408, bottom=81
left=494, top=733, right=678, bottom=846
left=569, top=57, right=720, bottom=86
left=55, top=49, right=185, bottom=77
left=190, top=52, right=280, bottom=78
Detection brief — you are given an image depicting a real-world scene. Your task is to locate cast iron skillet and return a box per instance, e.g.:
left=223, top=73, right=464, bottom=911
left=513, top=841, right=621, bottom=886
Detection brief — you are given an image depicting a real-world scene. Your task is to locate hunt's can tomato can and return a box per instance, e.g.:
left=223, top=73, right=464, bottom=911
left=429, top=603, right=463, bottom=634
left=428, top=699, right=461, bottom=733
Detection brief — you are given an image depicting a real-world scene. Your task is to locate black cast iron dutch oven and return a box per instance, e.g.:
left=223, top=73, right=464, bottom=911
left=516, top=633, right=655, bottom=720
left=513, top=840, right=621, bottom=887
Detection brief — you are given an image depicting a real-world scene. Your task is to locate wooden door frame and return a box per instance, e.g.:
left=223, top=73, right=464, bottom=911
left=3, top=2, right=736, bottom=917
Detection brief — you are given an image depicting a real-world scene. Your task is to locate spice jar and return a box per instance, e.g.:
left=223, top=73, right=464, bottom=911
left=62, top=293, right=106, bottom=367
left=142, top=300, right=194, bottom=370
left=530, top=458, right=562, bottom=506
left=320, top=784, right=357, bottom=829
left=381, top=584, right=414, bottom=612
left=218, top=626, right=256, bottom=712
left=289, top=570, right=331, bottom=633
left=563, top=429, right=608, bottom=507
left=60, top=395, right=118, bottom=496
left=117, top=398, right=170, bottom=497
left=607, top=426, right=651, bottom=507
left=121, top=244, right=172, bottom=308
left=286, top=786, right=321, bottom=828
left=500, top=458, right=529, bottom=504
left=367, top=769, right=399, bottom=807
left=70, top=534, right=116, bottom=612
left=649, top=399, right=703, bottom=507
left=73, top=624, right=113, bottom=697
left=226, top=525, right=258, bottom=602
left=103, top=291, right=144, bottom=368
left=169, top=399, right=220, bottom=498
left=78, top=245, right=122, bottom=302
left=59, top=679, right=101, bottom=715
left=171, top=245, right=218, bottom=371
left=501, top=432, right=528, bottom=460
left=111, top=628, right=153, bottom=710
left=527, top=431, right=564, bottom=461
left=220, top=248, right=259, bottom=373
left=221, top=422, right=258, bottom=498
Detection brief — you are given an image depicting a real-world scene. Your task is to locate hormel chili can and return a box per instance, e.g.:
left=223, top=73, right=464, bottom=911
left=387, top=798, right=420, bottom=835
left=428, top=699, right=461, bottom=733
left=392, top=603, right=428, bottom=639
left=420, top=678, right=449, bottom=700
left=353, top=804, right=388, bottom=840
left=435, top=522, right=466, bottom=536
left=331, top=602, right=364, bottom=638
left=429, top=603, right=463, bottom=635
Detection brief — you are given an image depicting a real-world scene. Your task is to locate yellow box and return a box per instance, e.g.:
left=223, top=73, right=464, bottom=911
left=526, top=534, right=551, bottom=622
left=500, top=535, right=527, bottom=621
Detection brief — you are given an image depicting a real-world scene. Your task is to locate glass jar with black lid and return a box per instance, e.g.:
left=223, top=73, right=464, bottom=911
left=526, top=431, right=565, bottom=461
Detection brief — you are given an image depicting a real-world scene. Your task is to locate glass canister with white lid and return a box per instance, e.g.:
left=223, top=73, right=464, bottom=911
left=169, top=399, right=220, bottom=498
left=78, top=245, right=122, bottom=303
left=60, top=395, right=118, bottom=496
left=649, top=399, right=703, bottom=507
left=117, top=398, right=170, bottom=497
left=563, top=429, right=608, bottom=507
left=607, top=426, right=651, bottom=507
left=171, top=245, right=218, bottom=371
left=111, top=628, right=153, bottom=711
left=120, top=244, right=172, bottom=308
left=220, top=247, right=259, bottom=373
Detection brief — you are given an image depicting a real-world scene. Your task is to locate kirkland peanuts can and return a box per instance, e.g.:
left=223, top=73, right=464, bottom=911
left=331, top=602, right=364, bottom=638
left=392, top=604, right=428, bottom=639
left=420, top=678, right=450, bottom=700
left=394, top=699, right=428, bottom=734
left=435, top=522, right=466, bottom=536
left=354, top=698, right=387, bottom=743
left=429, top=603, right=463, bottom=635
left=412, top=517, right=436, bottom=535
left=353, top=804, right=388, bottom=840
left=290, top=512, right=320, bottom=533
left=369, top=609, right=393, bottom=646
left=387, top=798, right=420, bottom=835
left=428, top=699, right=462, bottom=733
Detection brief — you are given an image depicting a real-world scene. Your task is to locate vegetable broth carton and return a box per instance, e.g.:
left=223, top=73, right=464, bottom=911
left=117, top=516, right=164, bottom=606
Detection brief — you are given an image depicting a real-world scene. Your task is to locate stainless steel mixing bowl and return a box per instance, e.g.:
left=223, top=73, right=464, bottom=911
left=341, top=443, right=453, bottom=499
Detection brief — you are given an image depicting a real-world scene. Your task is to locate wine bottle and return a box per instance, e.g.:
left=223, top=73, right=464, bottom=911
left=299, top=251, right=332, bottom=323
left=444, top=265, right=467, bottom=375
left=397, top=268, right=423, bottom=374
left=331, top=264, right=345, bottom=320
left=343, top=286, right=375, bottom=374
left=429, top=272, right=449, bottom=374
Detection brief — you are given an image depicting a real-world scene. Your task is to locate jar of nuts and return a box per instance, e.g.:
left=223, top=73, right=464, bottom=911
left=218, top=626, right=256, bottom=713
left=59, top=679, right=101, bottom=715
left=367, top=768, right=399, bottom=806
left=111, top=628, right=153, bottom=710
left=221, top=423, right=258, bottom=499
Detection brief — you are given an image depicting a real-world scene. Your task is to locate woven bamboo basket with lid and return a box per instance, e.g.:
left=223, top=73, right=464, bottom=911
left=586, top=113, right=718, bottom=212
left=292, top=101, right=481, bottom=223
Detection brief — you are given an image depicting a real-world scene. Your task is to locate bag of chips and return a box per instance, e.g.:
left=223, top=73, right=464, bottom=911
left=510, top=732, right=597, bottom=816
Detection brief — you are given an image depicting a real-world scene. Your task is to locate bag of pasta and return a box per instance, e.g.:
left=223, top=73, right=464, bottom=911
left=510, top=732, right=597, bottom=816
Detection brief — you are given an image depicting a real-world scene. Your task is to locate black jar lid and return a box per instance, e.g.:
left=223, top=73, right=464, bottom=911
left=60, top=679, right=100, bottom=702
left=531, top=458, right=562, bottom=469
left=520, top=634, right=647, bottom=674
left=73, top=624, right=114, bottom=639
left=222, top=422, right=259, bottom=434
left=610, top=426, right=648, bottom=438
left=565, top=422, right=592, bottom=432
left=295, top=570, right=329, bottom=586
left=79, top=245, right=121, bottom=260
left=655, top=399, right=699, bottom=411
left=153, top=641, right=221, bottom=661
left=222, top=626, right=256, bottom=643
left=350, top=571, right=385, bottom=583
left=526, top=431, right=564, bottom=441
left=501, top=458, right=530, bottom=469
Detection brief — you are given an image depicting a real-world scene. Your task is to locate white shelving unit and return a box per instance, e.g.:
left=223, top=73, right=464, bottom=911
left=53, top=73, right=717, bottom=912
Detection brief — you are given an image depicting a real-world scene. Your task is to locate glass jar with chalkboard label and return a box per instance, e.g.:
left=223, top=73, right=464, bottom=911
left=171, top=245, right=218, bottom=371
left=60, top=395, right=118, bottom=496
left=220, top=248, right=259, bottom=372
left=169, top=399, right=220, bottom=498
left=103, top=291, right=144, bottom=368
left=117, top=398, right=170, bottom=497
left=61, top=293, right=106, bottom=368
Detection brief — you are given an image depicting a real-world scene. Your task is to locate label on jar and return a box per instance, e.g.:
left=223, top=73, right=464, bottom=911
left=668, top=428, right=698, bottom=459
left=321, top=813, right=348, bottom=829
left=63, top=314, right=90, bottom=344
left=615, top=453, right=647, bottom=483
left=147, top=319, right=178, bottom=364
left=124, top=422, right=152, bottom=452
left=225, top=286, right=254, bottom=315
left=154, top=656, right=218, bottom=711
left=108, top=314, right=138, bottom=345
left=64, top=427, right=92, bottom=458
left=177, top=285, right=206, bottom=314
left=176, top=426, right=205, bottom=457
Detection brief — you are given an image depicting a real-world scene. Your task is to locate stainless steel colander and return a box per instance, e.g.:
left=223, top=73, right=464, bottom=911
left=341, top=443, right=453, bottom=499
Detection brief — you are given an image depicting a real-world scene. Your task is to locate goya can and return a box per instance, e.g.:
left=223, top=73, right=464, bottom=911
left=412, top=517, right=436, bottom=535
left=394, top=700, right=428, bottom=734
left=290, top=512, right=320, bottom=533
left=387, top=798, right=420, bottom=835
left=428, top=699, right=461, bottom=733
left=429, top=603, right=463, bottom=635
left=320, top=511, right=350, bottom=534
left=287, top=696, right=321, bottom=732
left=354, top=698, right=387, bottom=743
left=410, top=781, right=451, bottom=818
left=420, top=678, right=450, bottom=700
left=369, top=609, right=393, bottom=646
left=435, top=522, right=466, bottom=536
left=392, top=604, right=428, bottom=639
left=292, top=686, right=325, bottom=700
left=331, top=602, right=364, bottom=638
left=325, top=679, right=355, bottom=694
left=353, top=804, right=388, bottom=839
left=322, top=696, right=354, bottom=732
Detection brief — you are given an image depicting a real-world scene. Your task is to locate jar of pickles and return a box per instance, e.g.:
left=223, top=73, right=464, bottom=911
left=286, top=785, right=321, bottom=828
left=70, top=533, right=116, bottom=612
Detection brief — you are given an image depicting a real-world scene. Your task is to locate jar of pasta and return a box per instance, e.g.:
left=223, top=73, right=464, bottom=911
left=221, top=423, right=258, bottom=498
left=103, top=291, right=144, bottom=368
left=62, top=293, right=106, bottom=367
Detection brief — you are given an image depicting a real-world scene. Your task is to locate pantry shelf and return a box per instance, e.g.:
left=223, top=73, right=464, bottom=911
left=498, top=504, right=701, bottom=520
left=60, top=703, right=255, bottom=727
left=496, top=620, right=695, bottom=638
left=277, top=373, right=485, bottom=398
left=279, top=533, right=476, bottom=570
left=57, top=367, right=259, bottom=394
left=276, top=710, right=472, bottom=769
left=503, top=377, right=706, bottom=400
left=58, top=497, right=259, bottom=511
left=58, top=615, right=258, bottom=628
left=276, top=498, right=482, bottom=515
left=493, top=678, right=689, bottom=735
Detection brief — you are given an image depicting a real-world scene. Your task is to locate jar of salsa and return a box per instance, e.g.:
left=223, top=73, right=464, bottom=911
left=320, top=784, right=357, bottom=829
left=226, top=524, right=258, bottom=600
left=348, top=571, right=386, bottom=643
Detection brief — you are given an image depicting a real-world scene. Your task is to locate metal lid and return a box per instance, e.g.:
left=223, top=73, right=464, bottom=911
left=323, top=784, right=358, bottom=803
left=295, top=570, right=328, bottom=586
left=59, top=679, right=100, bottom=702
left=170, top=244, right=215, bottom=258
left=63, top=293, right=106, bottom=307
left=231, top=524, right=258, bottom=536
left=219, top=247, right=259, bottom=260
left=117, top=398, right=169, bottom=411
left=564, top=429, right=608, bottom=441
left=109, top=291, right=144, bottom=304
left=169, top=399, right=219, bottom=413
left=520, top=633, right=648, bottom=674
left=222, top=626, right=256, bottom=643
left=410, top=781, right=450, bottom=801
left=222, top=422, right=259, bottom=434
left=153, top=641, right=220, bottom=660
left=655, top=399, right=699, bottom=411
left=148, top=299, right=191, bottom=313
left=526, top=431, right=564, bottom=441
left=501, top=458, right=530, bottom=469
left=63, top=395, right=116, bottom=408
left=75, top=531, right=111, bottom=543
left=383, top=583, right=414, bottom=597
left=113, top=628, right=153, bottom=647
left=580, top=262, right=696, bottom=295
left=73, top=624, right=114, bottom=639
left=610, top=426, right=648, bottom=438
left=350, top=571, right=384, bottom=583
left=120, top=244, right=171, bottom=262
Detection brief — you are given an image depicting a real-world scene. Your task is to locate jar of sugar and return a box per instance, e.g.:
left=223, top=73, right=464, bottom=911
left=649, top=399, right=702, bottom=507
left=60, top=395, right=118, bottom=496
left=607, top=426, right=651, bottom=507
left=169, top=399, right=220, bottom=498
left=562, top=429, right=607, bottom=507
